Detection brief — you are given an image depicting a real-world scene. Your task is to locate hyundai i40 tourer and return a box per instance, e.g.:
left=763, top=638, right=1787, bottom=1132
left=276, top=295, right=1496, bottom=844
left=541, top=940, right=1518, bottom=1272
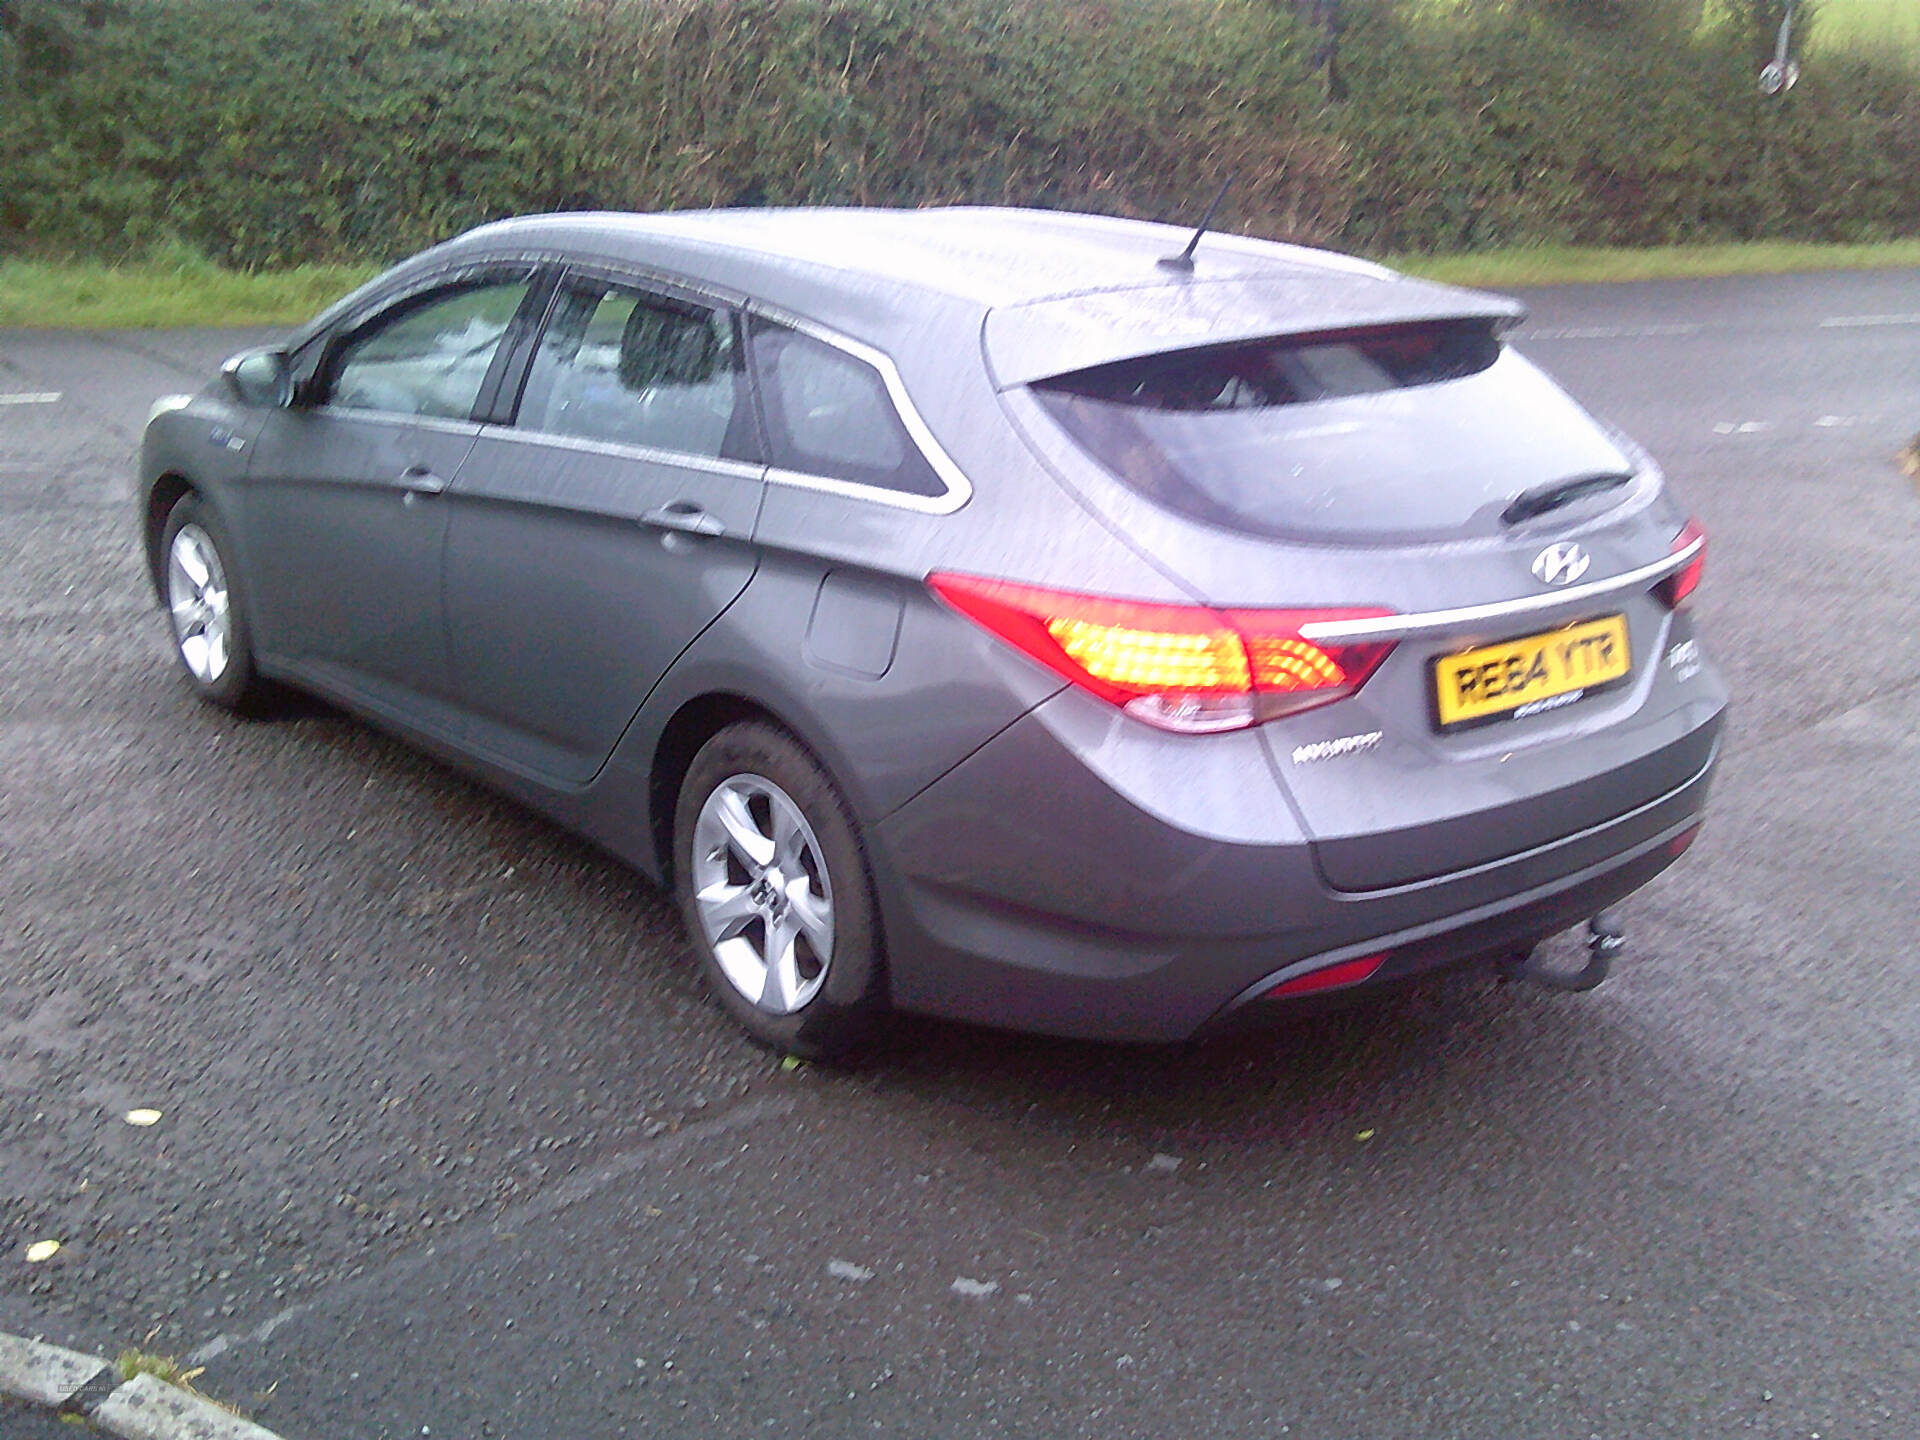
left=139, top=207, right=1726, bottom=1055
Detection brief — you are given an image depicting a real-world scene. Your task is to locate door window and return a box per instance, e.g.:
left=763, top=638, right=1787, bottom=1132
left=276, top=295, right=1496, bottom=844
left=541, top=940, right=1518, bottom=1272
left=518, top=280, right=751, bottom=461
left=330, top=279, right=531, bottom=420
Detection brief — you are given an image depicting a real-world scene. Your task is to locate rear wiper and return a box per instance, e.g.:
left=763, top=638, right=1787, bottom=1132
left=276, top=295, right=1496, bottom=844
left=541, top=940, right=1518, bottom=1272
left=1500, top=470, right=1633, bottom=526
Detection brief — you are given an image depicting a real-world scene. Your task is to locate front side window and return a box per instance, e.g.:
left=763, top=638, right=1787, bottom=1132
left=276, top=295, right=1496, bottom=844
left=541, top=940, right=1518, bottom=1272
left=330, top=278, right=531, bottom=420
left=517, top=280, right=749, bottom=460
left=749, top=318, right=945, bottom=498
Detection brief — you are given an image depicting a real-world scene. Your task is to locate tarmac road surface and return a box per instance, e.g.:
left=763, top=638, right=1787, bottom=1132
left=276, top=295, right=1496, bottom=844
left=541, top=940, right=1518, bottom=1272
left=2, top=268, right=1918, bottom=1438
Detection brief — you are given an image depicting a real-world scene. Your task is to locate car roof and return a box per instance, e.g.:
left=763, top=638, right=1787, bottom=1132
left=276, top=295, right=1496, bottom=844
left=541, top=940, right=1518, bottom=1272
left=455, top=205, right=1403, bottom=309
left=317, top=207, right=1522, bottom=388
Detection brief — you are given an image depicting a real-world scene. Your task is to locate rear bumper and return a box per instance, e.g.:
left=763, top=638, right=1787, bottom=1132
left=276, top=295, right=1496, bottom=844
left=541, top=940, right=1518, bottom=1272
left=872, top=701, right=1722, bottom=1043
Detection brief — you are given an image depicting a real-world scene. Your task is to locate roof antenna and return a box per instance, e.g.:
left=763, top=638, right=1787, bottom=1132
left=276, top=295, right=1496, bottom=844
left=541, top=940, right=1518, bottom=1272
left=1157, top=179, right=1232, bottom=272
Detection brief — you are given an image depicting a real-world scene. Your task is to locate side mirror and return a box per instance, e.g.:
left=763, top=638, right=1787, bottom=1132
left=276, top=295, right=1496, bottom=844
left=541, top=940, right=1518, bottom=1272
left=221, top=348, right=294, bottom=409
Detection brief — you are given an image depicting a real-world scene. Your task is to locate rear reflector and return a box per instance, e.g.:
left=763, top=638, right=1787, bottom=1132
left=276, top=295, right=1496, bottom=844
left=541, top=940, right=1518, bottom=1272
left=1659, top=518, right=1707, bottom=608
left=928, top=573, right=1395, bottom=734
left=1265, top=952, right=1389, bottom=999
left=1667, top=823, right=1702, bottom=858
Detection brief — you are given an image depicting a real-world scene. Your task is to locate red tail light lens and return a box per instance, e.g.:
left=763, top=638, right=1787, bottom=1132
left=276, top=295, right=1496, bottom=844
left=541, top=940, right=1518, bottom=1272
left=1265, top=952, right=1388, bottom=999
left=929, top=573, right=1395, bottom=733
left=1659, top=518, right=1707, bottom=608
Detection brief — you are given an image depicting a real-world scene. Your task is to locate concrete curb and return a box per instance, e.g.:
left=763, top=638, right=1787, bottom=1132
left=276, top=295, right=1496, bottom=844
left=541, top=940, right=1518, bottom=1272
left=0, top=1333, right=289, bottom=1440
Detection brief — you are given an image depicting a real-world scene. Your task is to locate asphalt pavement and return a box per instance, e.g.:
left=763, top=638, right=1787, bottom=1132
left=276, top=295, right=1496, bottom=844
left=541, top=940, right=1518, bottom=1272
left=2, top=268, right=1918, bottom=1439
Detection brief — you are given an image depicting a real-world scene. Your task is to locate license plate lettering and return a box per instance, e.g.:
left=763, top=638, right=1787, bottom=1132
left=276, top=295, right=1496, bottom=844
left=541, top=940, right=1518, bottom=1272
left=1434, top=615, right=1631, bottom=729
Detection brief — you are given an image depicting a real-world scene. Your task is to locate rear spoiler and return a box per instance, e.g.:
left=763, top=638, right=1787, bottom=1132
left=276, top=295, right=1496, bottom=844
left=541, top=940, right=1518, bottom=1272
left=983, top=273, right=1525, bottom=390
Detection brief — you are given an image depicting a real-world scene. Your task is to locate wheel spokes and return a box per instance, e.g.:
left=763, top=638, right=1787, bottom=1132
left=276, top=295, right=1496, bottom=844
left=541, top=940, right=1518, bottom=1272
left=786, top=881, right=833, bottom=958
left=696, top=879, right=760, bottom=941
left=757, top=911, right=803, bottom=1012
left=166, top=524, right=232, bottom=684
left=712, top=784, right=775, bottom=870
left=771, top=800, right=812, bottom=873
left=174, top=534, right=211, bottom=589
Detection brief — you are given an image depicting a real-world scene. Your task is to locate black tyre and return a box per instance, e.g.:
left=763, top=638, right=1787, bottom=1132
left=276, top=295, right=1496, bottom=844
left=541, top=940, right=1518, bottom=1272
left=159, top=493, right=268, bottom=713
left=673, top=721, right=886, bottom=1059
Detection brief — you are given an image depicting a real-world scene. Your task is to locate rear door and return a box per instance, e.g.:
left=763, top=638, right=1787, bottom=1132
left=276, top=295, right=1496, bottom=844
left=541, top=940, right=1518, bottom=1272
left=439, top=270, right=766, bottom=784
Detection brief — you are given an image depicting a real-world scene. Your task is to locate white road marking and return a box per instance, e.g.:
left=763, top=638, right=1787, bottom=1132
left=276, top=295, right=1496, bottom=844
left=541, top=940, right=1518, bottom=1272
left=0, top=392, right=62, bottom=405
left=1713, top=421, right=1771, bottom=434
left=1523, top=324, right=1702, bottom=341
left=1819, top=313, right=1920, bottom=328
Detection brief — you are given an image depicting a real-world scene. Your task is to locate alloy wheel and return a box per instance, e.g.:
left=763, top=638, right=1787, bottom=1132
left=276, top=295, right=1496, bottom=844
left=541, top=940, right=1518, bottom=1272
left=167, top=523, right=231, bottom=685
left=690, top=773, right=836, bottom=1014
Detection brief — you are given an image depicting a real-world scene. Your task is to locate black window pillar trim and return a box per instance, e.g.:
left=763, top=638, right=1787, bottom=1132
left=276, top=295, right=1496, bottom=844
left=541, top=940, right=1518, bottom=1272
left=476, top=266, right=564, bottom=426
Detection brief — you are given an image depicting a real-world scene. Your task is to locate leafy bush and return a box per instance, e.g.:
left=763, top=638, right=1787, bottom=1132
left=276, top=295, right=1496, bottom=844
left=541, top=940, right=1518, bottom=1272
left=1, top=0, right=1914, bottom=267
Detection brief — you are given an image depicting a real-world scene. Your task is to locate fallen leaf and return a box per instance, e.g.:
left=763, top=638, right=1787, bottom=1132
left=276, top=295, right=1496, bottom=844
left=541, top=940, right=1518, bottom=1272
left=1355, top=1129, right=1376, bottom=1142
left=25, top=1240, right=61, bottom=1263
left=125, top=1109, right=163, bottom=1127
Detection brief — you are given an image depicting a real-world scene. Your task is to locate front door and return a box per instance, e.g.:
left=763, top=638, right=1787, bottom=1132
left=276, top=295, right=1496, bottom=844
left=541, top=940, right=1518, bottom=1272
left=239, top=273, right=536, bottom=702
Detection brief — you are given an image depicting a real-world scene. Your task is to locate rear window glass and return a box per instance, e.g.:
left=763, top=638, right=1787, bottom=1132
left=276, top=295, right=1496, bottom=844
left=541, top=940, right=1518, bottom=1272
left=749, top=318, right=946, bottom=499
left=1031, top=323, right=1634, bottom=542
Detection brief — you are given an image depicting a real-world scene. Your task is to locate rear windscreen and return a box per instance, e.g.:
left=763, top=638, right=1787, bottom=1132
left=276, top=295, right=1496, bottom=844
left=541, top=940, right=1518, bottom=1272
left=1030, top=322, right=1635, bottom=542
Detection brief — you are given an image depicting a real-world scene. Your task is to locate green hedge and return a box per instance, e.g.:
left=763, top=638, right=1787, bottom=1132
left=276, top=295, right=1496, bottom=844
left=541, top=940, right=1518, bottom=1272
left=2, top=0, right=1915, bottom=268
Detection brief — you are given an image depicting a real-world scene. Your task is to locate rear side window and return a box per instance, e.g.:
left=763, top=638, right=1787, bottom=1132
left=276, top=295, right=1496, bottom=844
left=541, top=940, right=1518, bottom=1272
left=748, top=317, right=945, bottom=498
left=517, top=280, right=752, bottom=461
left=330, top=278, right=531, bottom=420
left=1031, top=322, right=1633, bottom=542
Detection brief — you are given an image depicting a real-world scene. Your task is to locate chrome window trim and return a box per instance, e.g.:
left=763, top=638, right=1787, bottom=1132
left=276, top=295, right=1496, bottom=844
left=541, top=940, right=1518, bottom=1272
left=1296, top=536, right=1704, bottom=643
left=747, top=304, right=973, bottom=516
left=471, top=422, right=767, bottom=482
left=308, top=408, right=485, bottom=439
left=762, top=464, right=963, bottom=516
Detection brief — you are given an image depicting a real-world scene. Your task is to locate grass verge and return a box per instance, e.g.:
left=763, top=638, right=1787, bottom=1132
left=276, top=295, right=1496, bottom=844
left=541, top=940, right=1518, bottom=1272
left=0, top=258, right=380, bottom=329
left=1393, top=238, right=1920, bottom=288
left=1, top=239, right=1917, bottom=329
left=116, top=1348, right=206, bottom=1389
left=115, top=1349, right=253, bottom=1419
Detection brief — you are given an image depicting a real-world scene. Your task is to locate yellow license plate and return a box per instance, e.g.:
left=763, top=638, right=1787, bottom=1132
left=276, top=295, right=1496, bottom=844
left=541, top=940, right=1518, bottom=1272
left=1433, top=615, right=1631, bottom=729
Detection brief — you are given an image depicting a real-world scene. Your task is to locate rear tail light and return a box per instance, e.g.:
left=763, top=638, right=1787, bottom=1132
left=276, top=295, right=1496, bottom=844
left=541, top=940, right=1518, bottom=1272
left=1659, top=518, right=1707, bottom=608
left=1265, top=952, right=1388, bottom=999
left=928, top=573, right=1396, bottom=734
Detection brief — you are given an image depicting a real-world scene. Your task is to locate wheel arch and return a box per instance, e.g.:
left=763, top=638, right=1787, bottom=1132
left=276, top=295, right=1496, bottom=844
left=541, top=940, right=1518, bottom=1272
left=647, top=691, right=794, bottom=885
left=144, top=473, right=197, bottom=599
left=643, top=687, right=886, bottom=893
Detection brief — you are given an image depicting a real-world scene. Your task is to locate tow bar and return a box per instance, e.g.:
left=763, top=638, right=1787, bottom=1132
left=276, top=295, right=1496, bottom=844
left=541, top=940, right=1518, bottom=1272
left=1498, top=910, right=1625, bottom=992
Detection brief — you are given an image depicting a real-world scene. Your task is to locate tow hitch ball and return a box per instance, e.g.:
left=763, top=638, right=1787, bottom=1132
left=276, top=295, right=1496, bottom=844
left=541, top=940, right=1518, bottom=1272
left=1498, top=910, right=1625, bottom=992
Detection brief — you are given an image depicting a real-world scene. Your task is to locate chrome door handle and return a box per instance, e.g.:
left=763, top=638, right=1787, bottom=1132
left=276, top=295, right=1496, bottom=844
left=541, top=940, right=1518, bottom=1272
left=398, top=466, right=448, bottom=495
left=641, top=503, right=726, bottom=537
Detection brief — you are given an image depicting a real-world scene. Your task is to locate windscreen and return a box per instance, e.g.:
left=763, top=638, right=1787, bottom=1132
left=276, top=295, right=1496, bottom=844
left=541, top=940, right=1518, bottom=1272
left=1030, top=322, right=1635, bottom=542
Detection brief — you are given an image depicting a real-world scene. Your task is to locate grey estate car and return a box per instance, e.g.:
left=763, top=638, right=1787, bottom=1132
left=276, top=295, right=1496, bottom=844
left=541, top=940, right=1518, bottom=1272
left=139, top=207, right=1726, bottom=1056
